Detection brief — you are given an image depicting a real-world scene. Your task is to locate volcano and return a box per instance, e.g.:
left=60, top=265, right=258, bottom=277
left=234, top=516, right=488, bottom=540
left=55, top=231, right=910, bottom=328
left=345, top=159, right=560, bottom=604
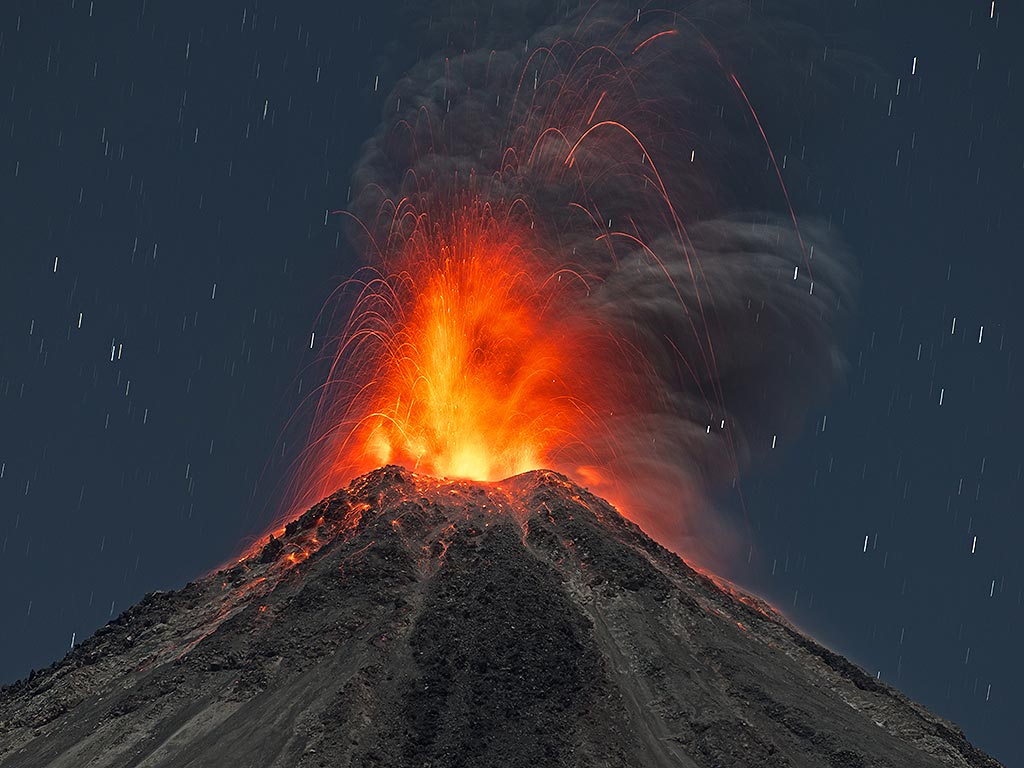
left=0, top=467, right=1001, bottom=767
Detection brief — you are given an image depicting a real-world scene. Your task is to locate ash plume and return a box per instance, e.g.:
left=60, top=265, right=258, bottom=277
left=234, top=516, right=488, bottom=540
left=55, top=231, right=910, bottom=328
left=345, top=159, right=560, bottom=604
left=317, top=0, right=856, bottom=560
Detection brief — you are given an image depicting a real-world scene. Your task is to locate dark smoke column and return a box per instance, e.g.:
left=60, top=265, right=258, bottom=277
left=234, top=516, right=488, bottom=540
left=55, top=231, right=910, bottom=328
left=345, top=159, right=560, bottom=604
left=287, top=0, right=856, bottom=568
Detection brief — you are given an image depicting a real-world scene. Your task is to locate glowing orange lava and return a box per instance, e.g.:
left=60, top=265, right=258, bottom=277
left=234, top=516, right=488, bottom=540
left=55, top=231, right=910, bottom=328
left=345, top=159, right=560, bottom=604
left=352, top=200, right=580, bottom=481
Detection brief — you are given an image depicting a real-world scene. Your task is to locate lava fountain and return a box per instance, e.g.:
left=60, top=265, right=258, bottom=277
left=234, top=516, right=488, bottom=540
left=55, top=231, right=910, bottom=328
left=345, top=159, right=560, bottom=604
left=278, top=1, right=854, bottom=559
left=347, top=196, right=587, bottom=482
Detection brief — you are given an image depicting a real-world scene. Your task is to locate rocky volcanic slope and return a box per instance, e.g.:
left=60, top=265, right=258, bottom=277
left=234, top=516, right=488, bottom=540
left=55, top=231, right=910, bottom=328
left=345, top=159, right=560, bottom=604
left=0, top=467, right=1003, bottom=768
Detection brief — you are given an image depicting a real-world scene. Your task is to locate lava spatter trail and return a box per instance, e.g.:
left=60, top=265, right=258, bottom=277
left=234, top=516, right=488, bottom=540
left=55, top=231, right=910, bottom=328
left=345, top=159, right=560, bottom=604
left=274, top=0, right=855, bottom=560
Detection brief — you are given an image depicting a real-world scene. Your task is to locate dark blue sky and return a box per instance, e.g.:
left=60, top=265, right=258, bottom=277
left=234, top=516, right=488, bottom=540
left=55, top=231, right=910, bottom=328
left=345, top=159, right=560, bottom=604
left=1, top=1, right=1021, bottom=765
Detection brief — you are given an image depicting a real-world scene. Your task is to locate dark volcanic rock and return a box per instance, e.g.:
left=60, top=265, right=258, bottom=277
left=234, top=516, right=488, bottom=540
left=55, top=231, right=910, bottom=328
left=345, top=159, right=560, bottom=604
left=0, top=467, right=1003, bottom=768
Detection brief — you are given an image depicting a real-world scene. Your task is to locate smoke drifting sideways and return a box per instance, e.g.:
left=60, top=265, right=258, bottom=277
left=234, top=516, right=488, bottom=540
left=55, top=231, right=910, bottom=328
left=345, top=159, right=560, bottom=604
left=282, top=0, right=857, bottom=566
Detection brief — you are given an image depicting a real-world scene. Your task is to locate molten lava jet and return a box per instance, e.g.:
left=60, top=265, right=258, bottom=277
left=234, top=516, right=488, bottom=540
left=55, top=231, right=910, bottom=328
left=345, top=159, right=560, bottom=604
left=348, top=198, right=585, bottom=482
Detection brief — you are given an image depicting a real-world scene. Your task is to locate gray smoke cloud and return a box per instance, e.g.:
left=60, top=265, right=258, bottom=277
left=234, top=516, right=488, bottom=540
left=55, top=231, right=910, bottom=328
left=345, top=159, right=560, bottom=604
left=342, top=0, right=856, bottom=559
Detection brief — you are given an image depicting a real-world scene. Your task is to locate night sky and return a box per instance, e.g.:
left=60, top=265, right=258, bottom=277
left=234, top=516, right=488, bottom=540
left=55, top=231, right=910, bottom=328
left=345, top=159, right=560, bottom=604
left=1, top=1, right=1021, bottom=765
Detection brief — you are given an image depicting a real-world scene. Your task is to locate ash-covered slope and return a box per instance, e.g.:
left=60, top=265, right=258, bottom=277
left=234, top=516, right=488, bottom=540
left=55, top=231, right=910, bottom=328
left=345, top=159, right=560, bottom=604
left=0, top=467, right=1001, bottom=768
